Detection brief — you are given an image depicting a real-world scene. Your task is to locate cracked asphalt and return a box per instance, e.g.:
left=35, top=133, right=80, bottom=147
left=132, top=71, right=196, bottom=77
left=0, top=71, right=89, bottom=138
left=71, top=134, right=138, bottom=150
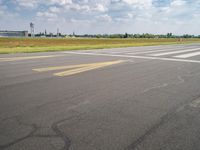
left=1, top=44, right=200, bottom=150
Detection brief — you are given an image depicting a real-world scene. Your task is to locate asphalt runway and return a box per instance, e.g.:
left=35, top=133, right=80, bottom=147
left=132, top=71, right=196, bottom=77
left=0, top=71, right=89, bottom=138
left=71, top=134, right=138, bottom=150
left=1, top=44, right=200, bottom=150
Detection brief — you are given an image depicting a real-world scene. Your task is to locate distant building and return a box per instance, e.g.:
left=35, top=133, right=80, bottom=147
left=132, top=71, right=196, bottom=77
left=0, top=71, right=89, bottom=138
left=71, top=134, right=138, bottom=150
left=0, top=30, right=28, bottom=37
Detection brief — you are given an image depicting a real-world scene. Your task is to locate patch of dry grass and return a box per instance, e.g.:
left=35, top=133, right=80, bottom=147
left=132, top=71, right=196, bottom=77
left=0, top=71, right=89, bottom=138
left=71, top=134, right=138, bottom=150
left=0, top=37, right=200, bottom=54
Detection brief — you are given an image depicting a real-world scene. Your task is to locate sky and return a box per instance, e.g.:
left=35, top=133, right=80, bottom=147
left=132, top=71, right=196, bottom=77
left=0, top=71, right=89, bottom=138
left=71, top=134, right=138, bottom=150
left=0, top=0, right=200, bottom=35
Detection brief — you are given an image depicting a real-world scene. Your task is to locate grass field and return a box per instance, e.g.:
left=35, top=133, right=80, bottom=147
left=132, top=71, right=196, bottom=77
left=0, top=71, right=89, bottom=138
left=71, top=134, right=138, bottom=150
left=0, top=37, right=200, bottom=54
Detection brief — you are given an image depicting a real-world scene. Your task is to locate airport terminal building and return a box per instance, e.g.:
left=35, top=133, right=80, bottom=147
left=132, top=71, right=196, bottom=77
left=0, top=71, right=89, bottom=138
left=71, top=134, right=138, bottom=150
left=0, top=30, right=28, bottom=37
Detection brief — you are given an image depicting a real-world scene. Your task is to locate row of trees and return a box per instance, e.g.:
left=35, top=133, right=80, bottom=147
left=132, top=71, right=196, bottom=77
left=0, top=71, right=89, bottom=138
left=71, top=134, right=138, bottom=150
left=71, top=33, right=200, bottom=38
left=33, top=32, right=200, bottom=38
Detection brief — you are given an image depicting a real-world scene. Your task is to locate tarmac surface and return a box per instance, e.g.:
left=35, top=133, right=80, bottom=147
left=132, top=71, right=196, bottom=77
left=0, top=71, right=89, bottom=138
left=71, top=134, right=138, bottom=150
left=1, top=44, right=200, bottom=150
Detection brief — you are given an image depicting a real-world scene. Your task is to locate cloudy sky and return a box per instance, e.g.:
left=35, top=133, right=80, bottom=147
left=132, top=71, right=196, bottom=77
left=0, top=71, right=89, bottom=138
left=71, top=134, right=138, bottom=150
left=0, top=0, right=200, bottom=35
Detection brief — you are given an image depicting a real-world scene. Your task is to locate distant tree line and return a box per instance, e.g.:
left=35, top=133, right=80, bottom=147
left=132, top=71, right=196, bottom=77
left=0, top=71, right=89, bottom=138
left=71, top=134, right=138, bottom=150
left=77, top=33, right=200, bottom=38
left=32, top=32, right=200, bottom=38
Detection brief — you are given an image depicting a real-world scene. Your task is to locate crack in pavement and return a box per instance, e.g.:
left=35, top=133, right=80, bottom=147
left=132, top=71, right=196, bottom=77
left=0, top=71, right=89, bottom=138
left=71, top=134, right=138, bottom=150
left=51, top=119, right=71, bottom=150
left=1, top=65, right=200, bottom=150
left=135, top=74, right=185, bottom=98
left=125, top=93, right=200, bottom=150
left=0, top=116, right=67, bottom=150
left=0, top=116, right=37, bottom=149
left=124, top=69, right=200, bottom=150
left=0, top=99, right=92, bottom=149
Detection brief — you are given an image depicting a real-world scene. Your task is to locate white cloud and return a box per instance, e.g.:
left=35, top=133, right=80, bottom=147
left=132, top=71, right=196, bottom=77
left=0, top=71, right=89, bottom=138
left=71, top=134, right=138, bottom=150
left=122, top=0, right=153, bottom=8
left=15, top=0, right=38, bottom=8
left=66, top=3, right=90, bottom=12
left=1, top=0, right=199, bottom=34
left=96, top=14, right=112, bottom=22
left=171, top=0, right=186, bottom=6
left=15, top=0, right=72, bottom=9
left=37, top=12, right=57, bottom=18
left=92, top=4, right=107, bottom=12
left=49, top=0, right=72, bottom=5
left=49, top=6, right=61, bottom=13
left=111, top=0, right=153, bottom=9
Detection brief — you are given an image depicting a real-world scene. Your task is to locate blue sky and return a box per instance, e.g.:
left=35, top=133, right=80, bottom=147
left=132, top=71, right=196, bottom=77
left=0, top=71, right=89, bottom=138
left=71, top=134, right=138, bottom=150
left=0, top=0, right=200, bottom=35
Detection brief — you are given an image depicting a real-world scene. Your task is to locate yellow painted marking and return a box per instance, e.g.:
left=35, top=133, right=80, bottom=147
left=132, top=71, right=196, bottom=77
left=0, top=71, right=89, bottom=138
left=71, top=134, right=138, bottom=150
left=190, top=98, right=200, bottom=108
left=33, top=63, right=92, bottom=72
left=33, top=60, right=126, bottom=77
left=0, top=55, right=64, bottom=62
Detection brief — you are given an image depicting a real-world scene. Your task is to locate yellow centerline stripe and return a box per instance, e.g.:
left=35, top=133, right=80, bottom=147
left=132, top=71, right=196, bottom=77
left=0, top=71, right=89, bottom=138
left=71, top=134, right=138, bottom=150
left=54, top=65, right=103, bottom=76
left=0, top=55, right=64, bottom=62
left=33, top=60, right=125, bottom=72
left=33, top=63, right=93, bottom=72
left=54, top=60, right=125, bottom=76
left=33, top=60, right=126, bottom=77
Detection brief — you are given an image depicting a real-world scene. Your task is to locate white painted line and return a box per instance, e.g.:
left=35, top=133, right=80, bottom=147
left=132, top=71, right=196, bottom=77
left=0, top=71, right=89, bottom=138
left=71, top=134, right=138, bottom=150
left=126, top=47, right=185, bottom=55
left=78, top=47, right=187, bottom=55
left=63, top=51, right=200, bottom=64
left=174, top=51, right=200, bottom=58
left=92, top=48, right=161, bottom=54
left=103, top=50, right=142, bottom=54
left=150, top=48, right=200, bottom=56
left=79, top=46, right=194, bottom=55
